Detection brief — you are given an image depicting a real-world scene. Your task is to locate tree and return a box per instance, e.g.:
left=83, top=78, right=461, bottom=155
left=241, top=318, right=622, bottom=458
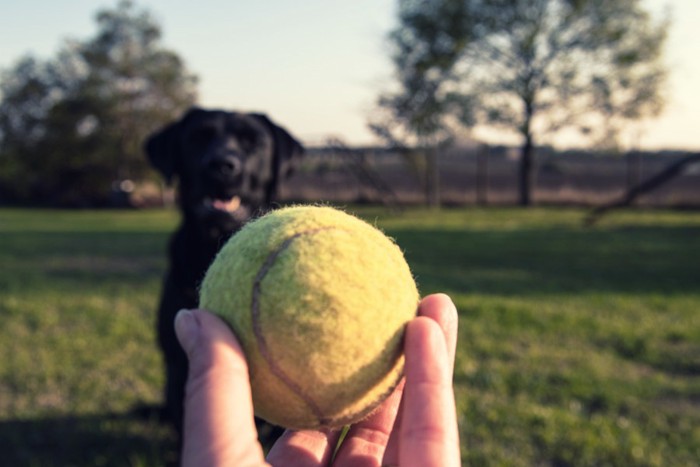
left=0, top=0, right=197, bottom=206
left=371, top=0, right=473, bottom=207
left=378, top=0, right=669, bottom=206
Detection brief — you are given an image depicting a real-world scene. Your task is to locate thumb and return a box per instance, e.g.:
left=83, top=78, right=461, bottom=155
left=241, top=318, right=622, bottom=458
left=175, top=309, right=267, bottom=467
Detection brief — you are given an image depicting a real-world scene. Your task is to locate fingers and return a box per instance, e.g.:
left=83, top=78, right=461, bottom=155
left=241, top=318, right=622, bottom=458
left=416, top=293, right=459, bottom=378
left=175, top=309, right=267, bottom=467
left=330, top=380, right=405, bottom=465
left=383, top=293, right=460, bottom=467
left=400, top=316, right=461, bottom=466
left=266, top=428, right=342, bottom=467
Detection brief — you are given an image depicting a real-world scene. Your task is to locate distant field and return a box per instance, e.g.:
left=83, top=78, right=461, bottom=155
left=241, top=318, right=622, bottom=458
left=0, top=206, right=698, bottom=466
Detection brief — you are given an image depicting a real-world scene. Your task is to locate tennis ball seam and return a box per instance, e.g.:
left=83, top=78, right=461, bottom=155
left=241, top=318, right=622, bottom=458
left=251, top=226, right=339, bottom=426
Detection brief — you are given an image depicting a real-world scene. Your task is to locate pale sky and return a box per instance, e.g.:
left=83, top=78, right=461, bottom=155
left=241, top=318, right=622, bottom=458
left=0, top=0, right=698, bottom=151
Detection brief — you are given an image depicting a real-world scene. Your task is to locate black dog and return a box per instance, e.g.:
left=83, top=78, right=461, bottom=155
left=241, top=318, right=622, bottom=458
left=144, top=107, right=303, bottom=444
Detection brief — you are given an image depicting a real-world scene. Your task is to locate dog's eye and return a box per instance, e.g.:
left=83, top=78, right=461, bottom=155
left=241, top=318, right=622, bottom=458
left=235, top=128, right=260, bottom=152
left=190, top=126, right=217, bottom=143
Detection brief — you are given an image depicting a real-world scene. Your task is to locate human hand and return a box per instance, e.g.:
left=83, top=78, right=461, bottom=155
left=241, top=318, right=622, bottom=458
left=175, top=293, right=460, bottom=466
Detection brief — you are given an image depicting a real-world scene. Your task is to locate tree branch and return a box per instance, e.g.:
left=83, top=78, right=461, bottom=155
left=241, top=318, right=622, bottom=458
left=584, top=153, right=700, bottom=226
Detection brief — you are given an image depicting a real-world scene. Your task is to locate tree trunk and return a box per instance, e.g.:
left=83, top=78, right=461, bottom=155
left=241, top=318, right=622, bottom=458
left=518, top=132, right=534, bottom=206
left=425, top=148, right=440, bottom=208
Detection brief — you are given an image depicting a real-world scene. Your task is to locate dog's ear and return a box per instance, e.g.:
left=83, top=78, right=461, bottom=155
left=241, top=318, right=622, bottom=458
left=250, top=113, right=305, bottom=203
left=144, top=123, right=178, bottom=185
left=144, top=107, right=205, bottom=184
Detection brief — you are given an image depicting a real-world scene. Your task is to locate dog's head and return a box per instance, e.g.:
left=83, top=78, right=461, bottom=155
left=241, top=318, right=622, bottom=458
left=145, top=107, right=303, bottom=234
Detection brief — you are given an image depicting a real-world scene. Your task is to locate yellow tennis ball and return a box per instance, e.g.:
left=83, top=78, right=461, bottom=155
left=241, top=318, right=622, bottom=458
left=198, top=205, right=419, bottom=430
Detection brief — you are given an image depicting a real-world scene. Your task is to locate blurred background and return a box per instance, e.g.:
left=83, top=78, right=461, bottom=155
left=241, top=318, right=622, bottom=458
left=1, top=0, right=699, bottom=208
left=0, top=1, right=698, bottom=465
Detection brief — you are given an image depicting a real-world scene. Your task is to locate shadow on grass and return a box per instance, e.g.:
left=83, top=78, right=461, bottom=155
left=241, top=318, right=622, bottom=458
left=0, top=411, right=178, bottom=467
left=390, top=225, right=700, bottom=296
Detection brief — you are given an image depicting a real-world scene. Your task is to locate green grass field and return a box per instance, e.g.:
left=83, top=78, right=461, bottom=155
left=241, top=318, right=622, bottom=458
left=1, top=206, right=698, bottom=466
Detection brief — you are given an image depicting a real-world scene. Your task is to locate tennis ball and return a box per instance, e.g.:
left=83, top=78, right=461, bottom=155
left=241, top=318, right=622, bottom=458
left=198, top=205, right=419, bottom=430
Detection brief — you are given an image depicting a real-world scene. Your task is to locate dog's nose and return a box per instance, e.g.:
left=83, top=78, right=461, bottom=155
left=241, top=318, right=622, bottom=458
left=207, top=155, right=242, bottom=177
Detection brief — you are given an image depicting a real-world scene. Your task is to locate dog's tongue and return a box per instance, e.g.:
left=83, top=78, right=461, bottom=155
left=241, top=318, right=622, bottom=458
left=212, top=196, right=241, bottom=212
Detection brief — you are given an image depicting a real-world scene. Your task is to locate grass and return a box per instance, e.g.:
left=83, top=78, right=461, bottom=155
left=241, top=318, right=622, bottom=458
left=1, top=206, right=698, bottom=466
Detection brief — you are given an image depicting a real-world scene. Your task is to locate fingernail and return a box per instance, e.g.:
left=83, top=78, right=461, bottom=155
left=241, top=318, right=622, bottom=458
left=174, top=309, right=199, bottom=354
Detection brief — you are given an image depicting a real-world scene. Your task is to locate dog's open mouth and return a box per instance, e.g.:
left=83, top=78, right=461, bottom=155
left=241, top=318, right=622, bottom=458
left=205, top=196, right=241, bottom=213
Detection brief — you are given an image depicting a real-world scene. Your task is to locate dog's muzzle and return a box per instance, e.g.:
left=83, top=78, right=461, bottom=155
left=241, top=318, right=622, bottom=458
left=206, top=153, right=242, bottom=180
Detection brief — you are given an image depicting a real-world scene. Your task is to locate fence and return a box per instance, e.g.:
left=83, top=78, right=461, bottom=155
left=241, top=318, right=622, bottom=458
left=278, top=144, right=700, bottom=208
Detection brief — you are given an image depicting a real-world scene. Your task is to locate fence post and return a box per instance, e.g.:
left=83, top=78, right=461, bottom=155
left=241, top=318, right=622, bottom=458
left=476, top=144, right=489, bottom=205
left=626, top=150, right=642, bottom=193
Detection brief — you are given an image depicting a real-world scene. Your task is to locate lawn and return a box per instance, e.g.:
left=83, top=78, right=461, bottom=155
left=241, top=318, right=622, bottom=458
left=0, top=206, right=698, bottom=466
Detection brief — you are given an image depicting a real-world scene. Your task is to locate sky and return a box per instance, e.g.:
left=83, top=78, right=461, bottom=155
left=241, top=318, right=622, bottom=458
left=0, top=0, right=698, bottom=151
